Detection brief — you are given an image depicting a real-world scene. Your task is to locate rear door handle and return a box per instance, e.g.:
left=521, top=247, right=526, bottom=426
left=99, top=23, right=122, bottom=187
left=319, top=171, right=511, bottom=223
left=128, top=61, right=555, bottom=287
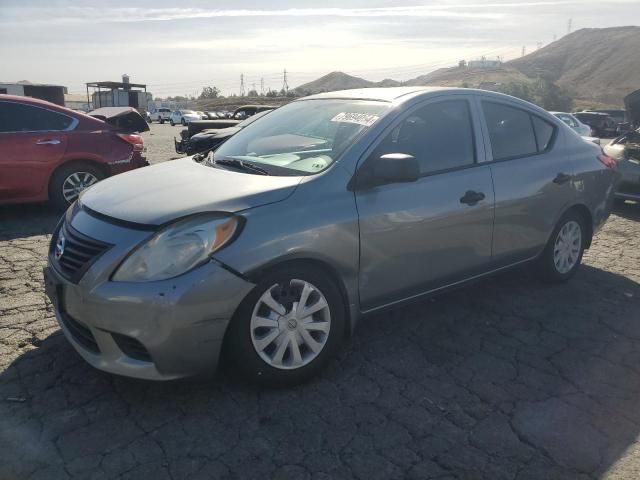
left=36, top=139, right=61, bottom=145
left=553, top=173, right=572, bottom=185
left=460, top=190, right=485, bottom=206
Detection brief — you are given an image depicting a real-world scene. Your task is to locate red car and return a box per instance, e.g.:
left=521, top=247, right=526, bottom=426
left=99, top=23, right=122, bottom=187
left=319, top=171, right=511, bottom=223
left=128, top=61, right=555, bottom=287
left=0, top=95, right=149, bottom=209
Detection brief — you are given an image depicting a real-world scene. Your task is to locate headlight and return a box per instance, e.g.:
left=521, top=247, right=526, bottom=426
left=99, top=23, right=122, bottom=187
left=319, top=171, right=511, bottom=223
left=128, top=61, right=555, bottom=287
left=112, top=214, right=239, bottom=282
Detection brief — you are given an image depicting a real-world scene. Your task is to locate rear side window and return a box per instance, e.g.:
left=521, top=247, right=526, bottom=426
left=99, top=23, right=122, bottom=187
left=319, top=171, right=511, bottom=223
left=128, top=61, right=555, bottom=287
left=482, top=102, right=538, bottom=161
left=375, top=99, right=476, bottom=175
left=0, top=101, right=74, bottom=132
left=532, top=116, right=554, bottom=151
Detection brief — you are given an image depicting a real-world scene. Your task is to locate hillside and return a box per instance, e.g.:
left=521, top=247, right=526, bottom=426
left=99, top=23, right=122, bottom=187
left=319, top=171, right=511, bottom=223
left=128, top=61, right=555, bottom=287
left=292, top=26, right=640, bottom=107
left=294, top=72, right=375, bottom=94
left=508, top=26, right=640, bottom=106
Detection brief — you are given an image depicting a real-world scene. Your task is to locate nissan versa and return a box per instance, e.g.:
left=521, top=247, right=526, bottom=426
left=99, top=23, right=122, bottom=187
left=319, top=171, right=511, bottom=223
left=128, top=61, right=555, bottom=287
left=44, top=87, right=618, bottom=386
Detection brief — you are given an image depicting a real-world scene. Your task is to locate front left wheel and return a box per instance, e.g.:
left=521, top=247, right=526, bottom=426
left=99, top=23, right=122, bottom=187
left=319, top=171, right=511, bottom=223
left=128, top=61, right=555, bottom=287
left=225, top=265, right=345, bottom=386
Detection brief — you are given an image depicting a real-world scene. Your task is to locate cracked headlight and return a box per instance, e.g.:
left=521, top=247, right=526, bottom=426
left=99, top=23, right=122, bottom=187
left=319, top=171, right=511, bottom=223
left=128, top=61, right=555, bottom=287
left=112, top=214, right=239, bottom=282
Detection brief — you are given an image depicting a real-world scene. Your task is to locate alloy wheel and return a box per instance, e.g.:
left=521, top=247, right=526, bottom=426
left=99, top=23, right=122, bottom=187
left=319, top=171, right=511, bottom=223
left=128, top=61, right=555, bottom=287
left=62, top=171, right=99, bottom=204
left=250, top=279, right=331, bottom=370
left=553, top=220, right=582, bottom=274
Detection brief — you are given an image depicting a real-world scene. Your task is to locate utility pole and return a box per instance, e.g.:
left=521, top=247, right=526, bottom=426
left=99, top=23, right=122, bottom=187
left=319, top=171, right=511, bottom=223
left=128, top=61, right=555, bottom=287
left=240, top=74, right=245, bottom=97
left=567, top=18, right=572, bottom=34
left=261, top=77, right=264, bottom=95
left=252, top=82, right=257, bottom=95
left=521, top=45, right=526, bottom=57
left=282, top=68, right=289, bottom=95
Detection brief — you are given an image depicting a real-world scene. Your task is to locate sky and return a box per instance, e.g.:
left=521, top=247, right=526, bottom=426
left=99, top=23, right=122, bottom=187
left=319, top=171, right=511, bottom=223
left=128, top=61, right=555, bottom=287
left=1, top=0, right=639, bottom=97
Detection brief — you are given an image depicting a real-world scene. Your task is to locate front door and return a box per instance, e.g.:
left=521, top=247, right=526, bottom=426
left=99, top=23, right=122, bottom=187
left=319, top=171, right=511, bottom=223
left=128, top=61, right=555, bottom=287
left=355, top=98, right=495, bottom=311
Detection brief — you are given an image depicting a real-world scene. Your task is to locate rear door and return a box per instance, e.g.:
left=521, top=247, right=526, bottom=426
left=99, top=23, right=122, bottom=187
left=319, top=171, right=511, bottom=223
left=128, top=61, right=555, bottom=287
left=478, top=98, right=575, bottom=267
left=355, top=96, right=495, bottom=311
left=0, top=101, right=72, bottom=202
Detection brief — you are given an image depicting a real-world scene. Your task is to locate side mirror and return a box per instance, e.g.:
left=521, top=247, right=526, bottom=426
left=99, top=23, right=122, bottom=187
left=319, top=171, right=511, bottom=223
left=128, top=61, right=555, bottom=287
left=372, top=153, right=419, bottom=183
left=352, top=153, right=419, bottom=190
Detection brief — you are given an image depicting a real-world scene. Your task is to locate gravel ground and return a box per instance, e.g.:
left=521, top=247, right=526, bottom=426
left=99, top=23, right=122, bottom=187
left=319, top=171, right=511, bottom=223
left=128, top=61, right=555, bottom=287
left=1, top=129, right=640, bottom=479
left=142, top=122, right=191, bottom=164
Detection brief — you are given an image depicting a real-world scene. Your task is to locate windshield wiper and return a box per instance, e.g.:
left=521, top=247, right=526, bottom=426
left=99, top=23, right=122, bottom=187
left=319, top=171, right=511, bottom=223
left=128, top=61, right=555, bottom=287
left=214, top=158, right=269, bottom=175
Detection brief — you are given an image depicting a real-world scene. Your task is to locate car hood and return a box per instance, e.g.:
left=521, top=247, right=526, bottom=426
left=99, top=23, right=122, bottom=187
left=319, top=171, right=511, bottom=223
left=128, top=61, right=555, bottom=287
left=80, top=157, right=303, bottom=225
left=89, top=107, right=150, bottom=133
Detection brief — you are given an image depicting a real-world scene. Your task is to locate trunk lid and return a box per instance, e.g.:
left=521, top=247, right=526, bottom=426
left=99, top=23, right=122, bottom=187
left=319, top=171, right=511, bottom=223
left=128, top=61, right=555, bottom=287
left=89, top=107, right=150, bottom=133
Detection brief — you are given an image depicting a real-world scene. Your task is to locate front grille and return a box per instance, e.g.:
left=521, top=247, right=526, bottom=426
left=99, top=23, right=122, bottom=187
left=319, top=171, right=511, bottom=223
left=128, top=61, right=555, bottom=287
left=111, top=333, right=152, bottom=362
left=52, top=221, right=111, bottom=283
left=60, top=312, right=100, bottom=354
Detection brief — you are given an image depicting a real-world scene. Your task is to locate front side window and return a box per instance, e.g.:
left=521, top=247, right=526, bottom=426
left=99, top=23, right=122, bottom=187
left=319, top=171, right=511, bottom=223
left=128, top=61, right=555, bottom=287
left=373, top=100, right=476, bottom=175
left=0, top=101, right=74, bottom=133
left=482, top=102, right=539, bottom=161
left=214, top=99, right=389, bottom=175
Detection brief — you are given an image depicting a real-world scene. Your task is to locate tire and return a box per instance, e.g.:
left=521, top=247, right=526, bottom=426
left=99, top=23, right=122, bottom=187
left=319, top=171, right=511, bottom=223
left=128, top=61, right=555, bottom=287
left=537, top=210, right=587, bottom=283
left=170, top=119, right=175, bottom=126
left=159, top=118, right=164, bottom=124
left=225, top=264, right=345, bottom=386
left=49, top=163, right=105, bottom=210
left=181, top=118, right=186, bottom=126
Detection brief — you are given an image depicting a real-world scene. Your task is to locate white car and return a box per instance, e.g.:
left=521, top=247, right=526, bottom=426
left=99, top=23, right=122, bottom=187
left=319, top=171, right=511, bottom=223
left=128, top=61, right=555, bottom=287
left=195, top=111, right=207, bottom=120
left=150, top=107, right=172, bottom=124
left=170, top=110, right=200, bottom=126
left=551, top=112, right=593, bottom=136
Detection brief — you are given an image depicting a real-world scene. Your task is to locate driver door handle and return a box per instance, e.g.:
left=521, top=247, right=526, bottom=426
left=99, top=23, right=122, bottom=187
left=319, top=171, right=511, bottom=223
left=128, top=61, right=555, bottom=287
left=460, top=190, right=485, bottom=206
left=36, top=139, right=61, bottom=145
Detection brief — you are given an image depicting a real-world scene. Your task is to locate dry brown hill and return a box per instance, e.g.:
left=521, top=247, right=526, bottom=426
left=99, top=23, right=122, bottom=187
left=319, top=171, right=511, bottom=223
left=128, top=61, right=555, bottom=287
left=292, top=27, right=640, bottom=107
left=508, top=26, right=640, bottom=106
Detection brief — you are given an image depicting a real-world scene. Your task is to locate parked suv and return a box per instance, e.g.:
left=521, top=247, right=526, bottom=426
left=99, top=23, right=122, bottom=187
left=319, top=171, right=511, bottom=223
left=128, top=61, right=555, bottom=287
left=150, top=107, right=172, bottom=124
left=45, top=88, right=617, bottom=386
left=0, top=95, right=149, bottom=209
left=573, top=112, right=617, bottom=137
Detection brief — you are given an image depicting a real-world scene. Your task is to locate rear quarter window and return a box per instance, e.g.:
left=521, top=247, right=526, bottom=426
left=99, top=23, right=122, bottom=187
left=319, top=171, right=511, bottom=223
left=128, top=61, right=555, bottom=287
left=532, top=116, right=555, bottom=151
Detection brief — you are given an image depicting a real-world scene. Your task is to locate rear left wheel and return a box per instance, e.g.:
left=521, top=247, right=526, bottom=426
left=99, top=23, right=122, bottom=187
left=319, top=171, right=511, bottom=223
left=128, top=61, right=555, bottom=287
left=226, top=265, right=345, bottom=386
left=537, top=211, right=586, bottom=283
left=50, top=163, right=105, bottom=210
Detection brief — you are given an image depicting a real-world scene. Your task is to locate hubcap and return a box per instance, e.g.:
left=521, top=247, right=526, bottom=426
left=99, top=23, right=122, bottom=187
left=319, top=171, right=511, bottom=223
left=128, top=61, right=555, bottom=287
left=250, top=279, right=331, bottom=370
left=553, top=220, right=582, bottom=274
left=62, top=172, right=99, bottom=203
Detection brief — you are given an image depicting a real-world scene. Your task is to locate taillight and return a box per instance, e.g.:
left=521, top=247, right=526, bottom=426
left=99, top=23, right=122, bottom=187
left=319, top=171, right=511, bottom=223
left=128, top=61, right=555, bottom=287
left=116, top=133, right=144, bottom=152
left=597, top=154, right=616, bottom=169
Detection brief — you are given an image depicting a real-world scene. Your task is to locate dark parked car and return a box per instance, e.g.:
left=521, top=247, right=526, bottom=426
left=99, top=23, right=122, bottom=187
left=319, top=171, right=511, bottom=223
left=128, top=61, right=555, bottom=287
left=183, top=105, right=279, bottom=138
left=175, top=110, right=274, bottom=155
left=0, top=95, right=149, bottom=209
left=591, top=109, right=631, bottom=135
left=603, top=127, right=640, bottom=202
left=573, top=112, right=617, bottom=137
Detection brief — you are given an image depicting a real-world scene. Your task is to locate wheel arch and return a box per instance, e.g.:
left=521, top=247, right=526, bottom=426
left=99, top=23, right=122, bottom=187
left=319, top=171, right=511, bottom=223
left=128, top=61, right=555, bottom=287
left=242, top=256, right=356, bottom=339
left=559, top=203, right=594, bottom=248
left=47, top=159, right=111, bottom=200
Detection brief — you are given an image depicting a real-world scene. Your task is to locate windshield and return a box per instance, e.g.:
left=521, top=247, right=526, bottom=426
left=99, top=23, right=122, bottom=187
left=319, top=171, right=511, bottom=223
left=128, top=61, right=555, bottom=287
left=238, top=109, right=272, bottom=128
left=213, top=99, right=389, bottom=175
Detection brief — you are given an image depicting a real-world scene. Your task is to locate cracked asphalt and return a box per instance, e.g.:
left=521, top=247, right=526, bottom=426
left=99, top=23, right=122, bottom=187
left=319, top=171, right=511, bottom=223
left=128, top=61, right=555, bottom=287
left=2, top=130, right=640, bottom=479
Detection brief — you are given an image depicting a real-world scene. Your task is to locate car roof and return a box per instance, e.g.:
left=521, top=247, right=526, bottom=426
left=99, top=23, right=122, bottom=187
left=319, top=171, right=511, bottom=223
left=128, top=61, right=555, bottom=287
left=301, top=87, right=452, bottom=103
left=0, top=93, right=62, bottom=108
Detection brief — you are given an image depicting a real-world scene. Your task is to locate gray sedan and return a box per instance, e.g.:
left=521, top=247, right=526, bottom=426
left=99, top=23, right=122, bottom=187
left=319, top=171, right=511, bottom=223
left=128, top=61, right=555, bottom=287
left=44, top=87, right=618, bottom=386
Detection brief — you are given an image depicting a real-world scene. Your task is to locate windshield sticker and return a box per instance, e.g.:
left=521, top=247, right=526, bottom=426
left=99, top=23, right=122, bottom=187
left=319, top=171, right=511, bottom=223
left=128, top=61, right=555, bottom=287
left=331, top=112, right=379, bottom=127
